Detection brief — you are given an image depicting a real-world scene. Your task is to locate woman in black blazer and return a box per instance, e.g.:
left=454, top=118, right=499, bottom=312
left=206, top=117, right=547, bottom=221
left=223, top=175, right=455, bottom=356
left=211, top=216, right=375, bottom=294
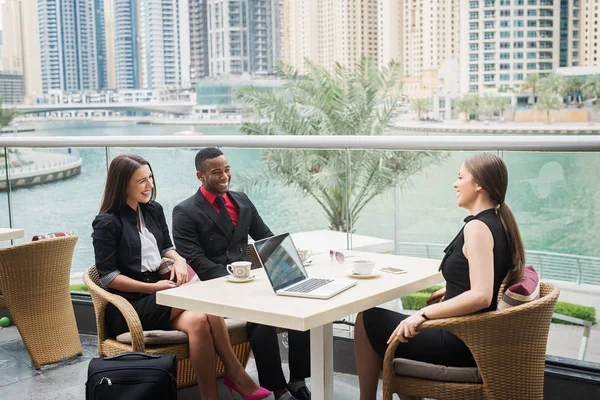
left=92, top=154, right=270, bottom=400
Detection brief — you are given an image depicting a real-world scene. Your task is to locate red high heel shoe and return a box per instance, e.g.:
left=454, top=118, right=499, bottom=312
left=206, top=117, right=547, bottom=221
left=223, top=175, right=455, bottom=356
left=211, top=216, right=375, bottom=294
left=223, top=374, right=272, bottom=400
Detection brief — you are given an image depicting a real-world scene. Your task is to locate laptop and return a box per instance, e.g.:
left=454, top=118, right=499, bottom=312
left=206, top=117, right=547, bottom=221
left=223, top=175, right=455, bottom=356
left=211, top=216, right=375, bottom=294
left=253, top=233, right=356, bottom=299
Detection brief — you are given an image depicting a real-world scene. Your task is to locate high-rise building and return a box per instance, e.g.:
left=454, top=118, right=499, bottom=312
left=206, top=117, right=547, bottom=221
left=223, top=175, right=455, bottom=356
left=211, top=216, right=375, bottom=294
left=0, top=71, right=25, bottom=103
left=580, top=0, right=600, bottom=66
left=189, top=0, right=210, bottom=81
left=104, top=0, right=116, bottom=88
left=1, top=0, right=42, bottom=101
left=459, top=0, right=579, bottom=94
left=250, top=0, right=281, bottom=74
left=138, top=0, right=190, bottom=89
left=282, top=0, right=379, bottom=74
left=114, top=0, right=140, bottom=89
left=378, top=0, right=403, bottom=72
left=37, top=0, right=107, bottom=93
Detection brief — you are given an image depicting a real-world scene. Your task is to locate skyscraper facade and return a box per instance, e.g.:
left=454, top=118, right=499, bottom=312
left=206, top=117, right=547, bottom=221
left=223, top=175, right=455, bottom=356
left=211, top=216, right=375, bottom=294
left=138, top=0, right=190, bottom=89
left=114, top=0, right=140, bottom=89
left=37, top=0, right=107, bottom=93
left=249, top=0, right=281, bottom=74
left=1, top=0, right=42, bottom=101
left=580, top=0, right=600, bottom=66
left=189, top=0, right=210, bottom=82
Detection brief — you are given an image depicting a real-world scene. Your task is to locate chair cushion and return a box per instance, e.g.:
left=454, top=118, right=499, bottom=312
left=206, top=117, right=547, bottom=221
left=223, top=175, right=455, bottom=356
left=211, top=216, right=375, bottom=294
left=116, top=330, right=189, bottom=345
left=115, top=319, right=247, bottom=345
left=393, top=358, right=482, bottom=383
left=498, top=265, right=540, bottom=310
left=32, top=230, right=74, bottom=241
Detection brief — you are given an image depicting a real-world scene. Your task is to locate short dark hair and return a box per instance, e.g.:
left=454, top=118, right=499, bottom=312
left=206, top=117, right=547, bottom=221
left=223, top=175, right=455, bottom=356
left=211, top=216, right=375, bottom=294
left=99, top=154, right=156, bottom=213
left=195, top=147, right=224, bottom=172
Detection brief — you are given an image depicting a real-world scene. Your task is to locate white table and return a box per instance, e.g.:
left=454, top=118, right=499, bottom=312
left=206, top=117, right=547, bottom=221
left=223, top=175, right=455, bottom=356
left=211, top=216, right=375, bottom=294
left=157, top=251, right=443, bottom=400
left=0, top=228, right=24, bottom=242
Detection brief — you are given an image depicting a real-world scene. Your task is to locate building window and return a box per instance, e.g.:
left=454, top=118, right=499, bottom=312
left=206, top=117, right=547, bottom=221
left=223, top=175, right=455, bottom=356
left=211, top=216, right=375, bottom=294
left=500, top=10, right=511, bottom=16
left=514, top=41, right=524, bottom=48
left=514, top=52, right=524, bottom=59
left=470, top=54, right=479, bottom=61
left=500, top=42, right=511, bottom=49
left=528, top=0, right=536, bottom=4
left=469, top=85, right=479, bottom=93
left=514, top=9, right=524, bottom=16
left=500, top=63, right=510, bottom=70
left=501, top=31, right=511, bottom=38
left=484, top=21, right=495, bottom=29
left=470, top=1, right=479, bottom=8
left=527, top=62, right=537, bottom=69
left=470, top=64, right=479, bottom=72
left=485, top=63, right=496, bottom=71
left=500, top=74, right=510, bottom=81
left=485, top=52, right=496, bottom=60
left=484, top=32, right=495, bottom=40
left=527, top=9, right=537, bottom=16
left=484, top=42, right=496, bottom=50
left=500, top=0, right=510, bottom=5
left=514, top=0, right=524, bottom=4
left=514, top=31, right=524, bottom=38
left=527, top=20, right=537, bottom=27
left=484, top=10, right=495, bottom=18
left=484, top=0, right=496, bottom=6
left=470, top=33, right=479, bottom=40
left=484, top=74, right=495, bottom=82
left=500, top=53, right=510, bottom=59
left=528, top=31, right=537, bottom=38
left=514, top=63, right=524, bottom=69
left=470, top=22, right=479, bottom=30
left=500, top=20, right=510, bottom=27
left=470, top=74, right=479, bottom=82
left=470, top=43, right=480, bottom=51
left=527, top=52, right=537, bottom=59
left=514, top=20, right=524, bottom=27
left=470, top=11, right=479, bottom=19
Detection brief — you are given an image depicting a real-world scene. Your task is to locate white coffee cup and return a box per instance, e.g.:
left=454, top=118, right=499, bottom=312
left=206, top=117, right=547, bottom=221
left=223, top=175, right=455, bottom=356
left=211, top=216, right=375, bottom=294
left=297, top=248, right=312, bottom=262
left=352, top=259, right=375, bottom=275
left=227, top=261, right=252, bottom=279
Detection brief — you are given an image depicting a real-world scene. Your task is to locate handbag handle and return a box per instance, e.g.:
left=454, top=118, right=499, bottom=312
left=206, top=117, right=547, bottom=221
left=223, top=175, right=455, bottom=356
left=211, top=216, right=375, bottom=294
left=104, top=352, right=160, bottom=360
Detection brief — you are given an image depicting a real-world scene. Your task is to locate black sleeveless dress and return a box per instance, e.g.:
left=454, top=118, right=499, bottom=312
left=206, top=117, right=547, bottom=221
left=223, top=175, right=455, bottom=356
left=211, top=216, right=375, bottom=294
left=362, top=208, right=511, bottom=367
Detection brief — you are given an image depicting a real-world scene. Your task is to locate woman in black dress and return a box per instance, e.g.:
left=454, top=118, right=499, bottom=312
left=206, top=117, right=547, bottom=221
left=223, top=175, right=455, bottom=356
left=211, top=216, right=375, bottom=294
left=92, top=154, right=270, bottom=400
left=354, top=152, right=526, bottom=400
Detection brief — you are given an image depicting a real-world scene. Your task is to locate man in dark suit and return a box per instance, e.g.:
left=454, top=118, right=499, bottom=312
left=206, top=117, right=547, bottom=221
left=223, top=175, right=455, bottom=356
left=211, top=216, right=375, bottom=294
left=172, top=147, right=311, bottom=400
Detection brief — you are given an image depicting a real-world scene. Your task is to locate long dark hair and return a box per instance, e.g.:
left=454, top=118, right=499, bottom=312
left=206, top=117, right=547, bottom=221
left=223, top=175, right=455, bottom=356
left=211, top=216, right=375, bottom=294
left=465, top=152, right=525, bottom=290
left=99, top=154, right=156, bottom=213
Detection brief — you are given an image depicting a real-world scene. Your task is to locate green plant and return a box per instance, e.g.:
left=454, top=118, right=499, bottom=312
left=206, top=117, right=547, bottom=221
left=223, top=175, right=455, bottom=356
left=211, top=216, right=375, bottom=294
left=553, top=301, right=596, bottom=325
left=409, top=97, right=432, bottom=120
left=69, top=284, right=89, bottom=292
left=539, top=73, right=567, bottom=99
left=454, top=94, right=480, bottom=121
left=0, top=97, right=17, bottom=130
left=535, top=91, right=563, bottom=123
left=401, top=286, right=596, bottom=326
left=521, top=73, right=540, bottom=104
left=582, top=74, right=600, bottom=108
left=237, top=58, right=442, bottom=232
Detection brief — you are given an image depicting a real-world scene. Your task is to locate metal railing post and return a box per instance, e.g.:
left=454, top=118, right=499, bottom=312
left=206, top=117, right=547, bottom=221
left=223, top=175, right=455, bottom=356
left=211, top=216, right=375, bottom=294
left=3, top=147, right=15, bottom=244
left=576, top=258, right=582, bottom=285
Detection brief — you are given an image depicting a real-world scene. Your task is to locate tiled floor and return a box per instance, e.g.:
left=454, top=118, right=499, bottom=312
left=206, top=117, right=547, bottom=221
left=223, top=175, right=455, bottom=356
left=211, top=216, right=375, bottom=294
left=0, top=326, right=380, bottom=399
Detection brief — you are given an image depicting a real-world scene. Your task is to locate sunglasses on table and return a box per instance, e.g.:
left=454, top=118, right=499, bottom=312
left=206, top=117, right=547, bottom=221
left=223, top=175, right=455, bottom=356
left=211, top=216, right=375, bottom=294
left=329, top=250, right=356, bottom=263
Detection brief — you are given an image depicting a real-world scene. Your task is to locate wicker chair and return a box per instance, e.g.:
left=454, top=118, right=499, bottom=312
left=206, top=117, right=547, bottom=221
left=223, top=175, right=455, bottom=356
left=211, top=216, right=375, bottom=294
left=0, top=236, right=82, bottom=369
left=382, top=282, right=560, bottom=400
left=83, top=264, right=253, bottom=388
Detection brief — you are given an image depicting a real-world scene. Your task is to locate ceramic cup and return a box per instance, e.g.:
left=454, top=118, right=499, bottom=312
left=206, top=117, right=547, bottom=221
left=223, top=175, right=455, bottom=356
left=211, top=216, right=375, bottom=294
left=226, top=261, right=252, bottom=279
left=352, top=259, right=375, bottom=275
left=297, top=248, right=312, bottom=262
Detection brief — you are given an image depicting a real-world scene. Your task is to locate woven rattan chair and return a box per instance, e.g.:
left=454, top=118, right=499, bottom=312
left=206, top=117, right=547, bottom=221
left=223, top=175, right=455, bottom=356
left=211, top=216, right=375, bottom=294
left=0, top=236, right=82, bottom=369
left=382, top=282, right=560, bottom=400
left=83, top=264, right=253, bottom=388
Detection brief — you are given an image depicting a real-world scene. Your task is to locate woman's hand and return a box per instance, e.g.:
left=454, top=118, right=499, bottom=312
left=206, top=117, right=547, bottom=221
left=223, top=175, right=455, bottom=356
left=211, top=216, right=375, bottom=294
left=152, top=280, right=177, bottom=293
left=387, top=313, right=426, bottom=344
left=170, top=257, right=189, bottom=286
left=426, top=287, right=446, bottom=305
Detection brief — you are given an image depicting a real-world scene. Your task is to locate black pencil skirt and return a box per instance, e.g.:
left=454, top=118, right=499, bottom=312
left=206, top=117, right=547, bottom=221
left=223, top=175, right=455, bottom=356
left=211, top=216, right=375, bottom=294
left=106, top=293, right=172, bottom=337
left=362, top=307, right=476, bottom=367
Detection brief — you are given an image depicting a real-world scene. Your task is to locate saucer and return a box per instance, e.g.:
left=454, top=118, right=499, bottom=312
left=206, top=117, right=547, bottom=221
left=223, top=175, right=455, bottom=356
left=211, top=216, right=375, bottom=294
left=226, top=274, right=256, bottom=283
left=346, top=269, right=380, bottom=279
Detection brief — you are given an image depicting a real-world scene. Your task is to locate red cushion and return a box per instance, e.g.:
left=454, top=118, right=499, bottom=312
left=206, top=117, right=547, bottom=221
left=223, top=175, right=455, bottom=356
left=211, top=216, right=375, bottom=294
left=498, top=265, right=540, bottom=310
left=31, top=230, right=74, bottom=241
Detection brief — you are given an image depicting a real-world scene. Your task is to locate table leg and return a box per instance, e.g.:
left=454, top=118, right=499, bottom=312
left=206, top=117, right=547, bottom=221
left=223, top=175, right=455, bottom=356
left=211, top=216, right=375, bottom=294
left=310, top=323, right=334, bottom=400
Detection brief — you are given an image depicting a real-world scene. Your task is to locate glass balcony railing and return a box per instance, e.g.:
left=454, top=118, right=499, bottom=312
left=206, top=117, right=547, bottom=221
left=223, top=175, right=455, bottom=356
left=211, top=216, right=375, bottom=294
left=1, top=129, right=600, bottom=366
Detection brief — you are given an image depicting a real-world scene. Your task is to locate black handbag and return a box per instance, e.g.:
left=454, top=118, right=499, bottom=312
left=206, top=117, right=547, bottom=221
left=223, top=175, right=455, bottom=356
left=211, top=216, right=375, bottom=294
left=86, top=352, right=177, bottom=400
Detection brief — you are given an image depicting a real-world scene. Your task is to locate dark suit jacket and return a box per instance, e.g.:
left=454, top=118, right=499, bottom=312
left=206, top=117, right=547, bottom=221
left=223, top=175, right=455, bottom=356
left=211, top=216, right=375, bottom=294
left=172, top=189, right=273, bottom=281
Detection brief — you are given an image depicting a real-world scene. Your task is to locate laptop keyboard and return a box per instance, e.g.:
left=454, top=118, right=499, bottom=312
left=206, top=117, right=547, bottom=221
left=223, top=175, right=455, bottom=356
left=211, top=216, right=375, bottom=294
left=285, top=278, right=334, bottom=293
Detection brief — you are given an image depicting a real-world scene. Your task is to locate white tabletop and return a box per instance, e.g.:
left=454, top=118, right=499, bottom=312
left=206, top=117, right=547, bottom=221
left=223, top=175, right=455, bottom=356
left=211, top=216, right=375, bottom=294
left=0, top=228, right=24, bottom=242
left=157, top=251, right=443, bottom=331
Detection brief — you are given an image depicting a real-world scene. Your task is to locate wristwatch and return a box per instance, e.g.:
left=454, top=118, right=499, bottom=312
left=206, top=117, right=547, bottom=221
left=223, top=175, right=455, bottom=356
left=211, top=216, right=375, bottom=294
left=418, top=310, right=431, bottom=321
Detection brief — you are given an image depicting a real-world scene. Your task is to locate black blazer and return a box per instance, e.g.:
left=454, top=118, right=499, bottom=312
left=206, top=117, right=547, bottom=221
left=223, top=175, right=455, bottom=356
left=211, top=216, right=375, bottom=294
left=92, top=201, right=174, bottom=301
left=172, top=189, right=273, bottom=281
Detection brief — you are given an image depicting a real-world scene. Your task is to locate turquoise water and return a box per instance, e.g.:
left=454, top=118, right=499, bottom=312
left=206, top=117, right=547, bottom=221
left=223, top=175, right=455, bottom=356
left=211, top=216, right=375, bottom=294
left=3, top=120, right=600, bottom=274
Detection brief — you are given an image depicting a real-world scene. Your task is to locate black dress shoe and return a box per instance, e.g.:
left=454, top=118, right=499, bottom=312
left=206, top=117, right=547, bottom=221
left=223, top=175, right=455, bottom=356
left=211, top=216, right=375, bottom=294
left=288, top=385, right=311, bottom=400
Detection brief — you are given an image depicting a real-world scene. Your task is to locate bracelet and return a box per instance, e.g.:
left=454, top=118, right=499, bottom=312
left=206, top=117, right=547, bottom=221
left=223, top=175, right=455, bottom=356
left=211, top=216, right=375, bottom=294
left=420, top=311, right=431, bottom=321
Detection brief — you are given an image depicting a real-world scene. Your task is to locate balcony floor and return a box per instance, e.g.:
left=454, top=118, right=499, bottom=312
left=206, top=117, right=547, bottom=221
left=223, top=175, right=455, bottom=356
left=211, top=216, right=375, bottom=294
left=0, top=326, right=378, bottom=399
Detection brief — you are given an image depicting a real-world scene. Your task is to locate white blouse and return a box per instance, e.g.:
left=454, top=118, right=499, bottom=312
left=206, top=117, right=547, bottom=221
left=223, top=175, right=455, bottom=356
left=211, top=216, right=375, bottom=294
left=138, top=207, right=162, bottom=273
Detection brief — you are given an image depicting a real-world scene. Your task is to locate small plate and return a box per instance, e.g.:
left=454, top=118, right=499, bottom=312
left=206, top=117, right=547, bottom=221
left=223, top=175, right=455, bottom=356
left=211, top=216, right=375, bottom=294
left=226, top=274, right=256, bottom=283
left=345, top=269, right=380, bottom=279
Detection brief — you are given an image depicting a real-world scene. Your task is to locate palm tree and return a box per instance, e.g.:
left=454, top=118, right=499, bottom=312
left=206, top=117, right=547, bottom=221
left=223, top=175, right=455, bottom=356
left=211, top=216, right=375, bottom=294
left=564, top=76, right=584, bottom=105
left=0, top=97, right=17, bottom=130
left=479, top=94, right=499, bottom=120
left=409, top=98, right=431, bottom=120
left=454, top=94, right=480, bottom=121
left=494, top=96, right=511, bottom=120
left=521, top=73, right=540, bottom=104
left=535, top=91, right=563, bottom=123
left=582, top=75, right=600, bottom=108
left=237, top=57, right=441, bottom=232
left=539, top=73, right=567, bottom=100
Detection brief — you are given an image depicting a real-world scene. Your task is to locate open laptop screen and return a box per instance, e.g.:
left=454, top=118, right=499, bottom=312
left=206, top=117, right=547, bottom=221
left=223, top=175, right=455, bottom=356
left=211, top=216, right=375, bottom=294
left=253, top=233, right=308, bottom=291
